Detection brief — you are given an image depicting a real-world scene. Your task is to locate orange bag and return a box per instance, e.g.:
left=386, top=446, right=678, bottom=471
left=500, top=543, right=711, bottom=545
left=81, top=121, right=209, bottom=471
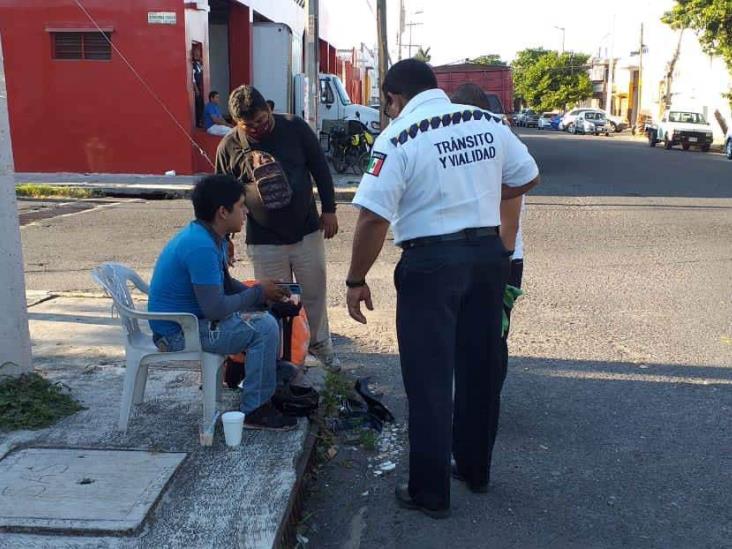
left=228, top=280, right=310, bottom=366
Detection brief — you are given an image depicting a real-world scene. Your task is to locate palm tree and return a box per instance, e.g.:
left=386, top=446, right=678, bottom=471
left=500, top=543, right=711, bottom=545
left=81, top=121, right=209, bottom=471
left=414, top=46, right=431, bottom=63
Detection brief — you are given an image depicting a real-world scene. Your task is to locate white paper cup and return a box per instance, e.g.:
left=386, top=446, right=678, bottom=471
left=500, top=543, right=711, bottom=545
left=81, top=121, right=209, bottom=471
left=221, top=411, right=245, bottom=447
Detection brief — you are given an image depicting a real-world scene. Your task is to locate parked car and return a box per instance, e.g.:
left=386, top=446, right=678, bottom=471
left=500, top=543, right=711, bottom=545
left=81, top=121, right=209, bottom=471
left=604, top=112, right=628, bottom=133
left=569, top=111, right=610, bottom=136
left=514, top=109, right=528, bottom=126
left=559, top=108, right=589, bottom=131
left=647, top=108, right=714, bottom=151
left=521, top=109, right=539, bottom=127
left=550, top=113, right=562, bottom=130
left=559, top=108, right=624, bottom=132
left=537, top=112, right=557, bottom=130
left=726, top=128, right=732, bottom=160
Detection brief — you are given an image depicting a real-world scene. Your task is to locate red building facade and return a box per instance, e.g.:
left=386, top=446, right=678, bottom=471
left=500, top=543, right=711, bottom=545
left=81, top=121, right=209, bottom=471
left=0, top=0, right=356, bottom=175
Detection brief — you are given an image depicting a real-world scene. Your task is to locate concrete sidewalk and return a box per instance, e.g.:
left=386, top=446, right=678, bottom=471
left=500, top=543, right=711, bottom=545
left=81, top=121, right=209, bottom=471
left=0, top=292, right=318, bottom=548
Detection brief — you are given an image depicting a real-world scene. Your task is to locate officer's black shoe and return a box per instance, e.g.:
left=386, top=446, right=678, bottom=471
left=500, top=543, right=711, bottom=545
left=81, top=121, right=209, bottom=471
left=394, top=483, right=451, bottom=519
left=451, top=462, right=489, bottom=494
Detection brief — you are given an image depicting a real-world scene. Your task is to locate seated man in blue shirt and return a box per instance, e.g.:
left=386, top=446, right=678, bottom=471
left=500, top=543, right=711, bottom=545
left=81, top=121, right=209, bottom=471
left=204, top=91, right=233, bottom=136
left=148, top=174, right=295, bottom=430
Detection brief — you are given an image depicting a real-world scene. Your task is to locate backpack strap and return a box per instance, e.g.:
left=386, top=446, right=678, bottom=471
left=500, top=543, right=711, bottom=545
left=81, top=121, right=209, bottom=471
left=236, top=126, right=252, bottom=154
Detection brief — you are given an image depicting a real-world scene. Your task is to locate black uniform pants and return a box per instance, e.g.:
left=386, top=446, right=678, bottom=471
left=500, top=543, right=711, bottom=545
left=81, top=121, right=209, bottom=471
left=395, top=236, right=509, bottom=510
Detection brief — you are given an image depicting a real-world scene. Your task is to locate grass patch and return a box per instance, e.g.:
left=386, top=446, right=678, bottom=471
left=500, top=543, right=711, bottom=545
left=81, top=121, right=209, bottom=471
left=0, top=373, right=85, bottom=432
left=321, top=370, right=355, bottom=418
left=16, top=183, right=99, bottom=199
left=358, top=428, right=378, bottom=451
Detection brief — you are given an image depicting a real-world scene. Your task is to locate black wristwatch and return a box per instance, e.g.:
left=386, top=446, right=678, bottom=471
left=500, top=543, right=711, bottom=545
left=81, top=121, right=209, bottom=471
left=346, top=279, right=367, bottom=288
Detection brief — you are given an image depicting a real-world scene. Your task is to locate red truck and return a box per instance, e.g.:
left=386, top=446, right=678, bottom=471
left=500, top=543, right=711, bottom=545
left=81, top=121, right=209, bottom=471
left=433, top=64, right=514, bottom=115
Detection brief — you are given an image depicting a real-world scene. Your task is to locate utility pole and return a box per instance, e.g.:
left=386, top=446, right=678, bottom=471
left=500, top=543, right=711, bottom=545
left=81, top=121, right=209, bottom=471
left=404, top=11, right=423, bottom=58
left=397, top=0, right=405, bottom=61
left=405, top=21, right=423, bottom=58
left=0, top=33, right=32, bottom=377
left=304, top=0, right=320, bottom=131
left=377, top=0, right=388, bottom=130
left=554, top=26, right=566, bottom=53
left=635, top=23, right=644, bottom=133
left=605, top=15, right=615, bottom=114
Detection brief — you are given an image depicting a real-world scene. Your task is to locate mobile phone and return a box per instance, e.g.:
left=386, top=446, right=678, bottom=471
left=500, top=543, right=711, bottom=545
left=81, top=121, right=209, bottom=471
left=277, top=283, right=302, bottom=304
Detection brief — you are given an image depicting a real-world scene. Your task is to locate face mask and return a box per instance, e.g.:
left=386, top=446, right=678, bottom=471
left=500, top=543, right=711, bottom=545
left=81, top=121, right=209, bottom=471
left=246, top=114, right=273, bottom=140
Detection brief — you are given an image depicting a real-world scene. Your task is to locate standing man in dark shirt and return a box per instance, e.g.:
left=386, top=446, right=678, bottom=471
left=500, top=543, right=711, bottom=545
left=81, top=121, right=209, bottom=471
left=192, top=46, right=204, bottom=128
left=215, top=85, right=341, bottom=371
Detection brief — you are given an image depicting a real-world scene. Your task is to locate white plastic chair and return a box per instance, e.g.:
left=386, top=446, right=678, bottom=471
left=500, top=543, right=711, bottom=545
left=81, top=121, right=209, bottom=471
left=91, top=262, right=226, bottom=446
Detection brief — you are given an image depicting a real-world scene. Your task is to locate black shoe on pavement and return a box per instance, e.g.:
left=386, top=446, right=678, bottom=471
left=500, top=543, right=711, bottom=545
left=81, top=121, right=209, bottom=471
left=394, top=483, right=451, bottom=519
left=243, top=402, right=297, bottom=431
left=451, top=461, right=489, bottom=494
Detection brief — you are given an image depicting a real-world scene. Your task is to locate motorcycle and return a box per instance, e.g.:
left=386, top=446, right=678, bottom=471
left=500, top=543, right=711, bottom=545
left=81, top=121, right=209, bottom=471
left=328, top=120, right=374, bottom=175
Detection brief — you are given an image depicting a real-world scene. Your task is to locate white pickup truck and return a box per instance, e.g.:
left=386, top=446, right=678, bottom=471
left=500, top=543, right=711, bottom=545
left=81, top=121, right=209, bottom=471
left=647, top=108, right=714, bottom=152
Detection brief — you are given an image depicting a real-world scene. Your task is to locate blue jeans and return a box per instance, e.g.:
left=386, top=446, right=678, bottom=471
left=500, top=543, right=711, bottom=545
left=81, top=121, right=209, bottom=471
left=154, top=313, right=280, bottom=414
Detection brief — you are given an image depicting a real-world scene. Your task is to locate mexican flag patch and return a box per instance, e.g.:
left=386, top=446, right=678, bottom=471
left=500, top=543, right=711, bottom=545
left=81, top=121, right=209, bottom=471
left=365, top=152, right=387, bottom=176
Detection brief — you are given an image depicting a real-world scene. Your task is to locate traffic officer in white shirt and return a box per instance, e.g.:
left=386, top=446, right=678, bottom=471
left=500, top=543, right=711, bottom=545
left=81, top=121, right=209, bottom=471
left=346, top=60, right=540, bottom=519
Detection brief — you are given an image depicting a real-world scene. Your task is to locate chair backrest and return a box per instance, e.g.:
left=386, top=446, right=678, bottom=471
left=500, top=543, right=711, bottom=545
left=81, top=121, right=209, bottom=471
left=91, top=263, right=149, bottom=338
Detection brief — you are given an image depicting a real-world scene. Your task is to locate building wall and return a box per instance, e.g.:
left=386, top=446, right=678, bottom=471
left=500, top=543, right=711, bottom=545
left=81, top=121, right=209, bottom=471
left=612, top=17, right=731, bottom=142
left=0, top=0, right=195, bottom=174
left=0, top=0, right=373, bottom=175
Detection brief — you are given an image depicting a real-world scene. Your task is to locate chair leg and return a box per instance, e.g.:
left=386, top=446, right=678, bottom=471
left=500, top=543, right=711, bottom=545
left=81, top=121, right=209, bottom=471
left=216, top=361, right=224, bottom=403
left=119, top=354, right=142, bottom=431
left=132, top=364, right=148, bottom=405
left=200, top=354, right=223, bottom=446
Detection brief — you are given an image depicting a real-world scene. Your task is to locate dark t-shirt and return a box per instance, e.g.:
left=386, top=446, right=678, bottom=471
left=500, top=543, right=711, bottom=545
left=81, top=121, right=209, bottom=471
left=215, top=114, right=336, bottom=245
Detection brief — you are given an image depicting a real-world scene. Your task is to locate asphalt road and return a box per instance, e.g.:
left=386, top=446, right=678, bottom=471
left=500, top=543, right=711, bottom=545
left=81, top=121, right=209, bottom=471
left=18, top=128, right=732, bottom=548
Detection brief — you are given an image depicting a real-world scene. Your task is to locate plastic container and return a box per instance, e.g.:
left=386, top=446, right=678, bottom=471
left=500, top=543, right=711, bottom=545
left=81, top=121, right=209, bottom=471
left=221, top=411, right=245, bottom=447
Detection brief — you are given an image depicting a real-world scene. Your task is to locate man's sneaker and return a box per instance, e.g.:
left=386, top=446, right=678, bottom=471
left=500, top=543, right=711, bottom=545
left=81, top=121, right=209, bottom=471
left=243, top=402, right=297, bottom=431
left=309, top=343, right=341, bottom=372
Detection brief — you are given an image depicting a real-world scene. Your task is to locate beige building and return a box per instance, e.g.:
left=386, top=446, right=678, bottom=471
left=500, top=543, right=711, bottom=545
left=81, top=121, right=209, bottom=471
left=604, top=17, right=731, bottom=143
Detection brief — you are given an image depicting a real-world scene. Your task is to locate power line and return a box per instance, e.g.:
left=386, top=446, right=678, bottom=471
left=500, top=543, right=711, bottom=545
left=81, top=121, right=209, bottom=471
left=73, top=0, right=214, bottom=169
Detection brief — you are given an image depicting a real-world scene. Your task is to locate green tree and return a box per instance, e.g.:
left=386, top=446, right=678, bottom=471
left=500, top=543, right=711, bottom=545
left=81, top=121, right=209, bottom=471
left=663, top=0, right=732, bottom=68
left=414, top=47, right=431, bottom=63
left=511, top=48, right=593, bottom=112
left=469, top=54, right=507, bottom=66
left=663, top=0, right=732, bottom=109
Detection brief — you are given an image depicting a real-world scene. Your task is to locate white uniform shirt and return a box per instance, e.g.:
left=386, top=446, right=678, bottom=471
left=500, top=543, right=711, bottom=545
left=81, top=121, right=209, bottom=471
left=353, top=89, right=539, bottom=244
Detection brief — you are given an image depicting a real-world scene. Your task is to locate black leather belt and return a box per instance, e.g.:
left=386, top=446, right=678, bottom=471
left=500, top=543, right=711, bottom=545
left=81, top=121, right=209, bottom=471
left=399, top=227, right=499, bottom=249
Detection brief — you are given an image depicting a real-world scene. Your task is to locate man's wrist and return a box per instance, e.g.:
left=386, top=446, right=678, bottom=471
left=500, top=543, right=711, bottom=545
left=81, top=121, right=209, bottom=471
left=346, top=278, right=367, bottom=288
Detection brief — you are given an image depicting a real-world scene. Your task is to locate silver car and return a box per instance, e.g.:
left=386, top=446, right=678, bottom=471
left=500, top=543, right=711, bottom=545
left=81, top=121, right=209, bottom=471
left=569, top=111, right=610, bottom=136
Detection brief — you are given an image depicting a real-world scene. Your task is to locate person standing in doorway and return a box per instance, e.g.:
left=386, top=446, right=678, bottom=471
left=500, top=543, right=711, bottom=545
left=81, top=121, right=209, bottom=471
left=346, top=60, right=539, bottom=518
left=215, top=85, right=341, bottom=372
left=192, top=45, right=204, bottom=128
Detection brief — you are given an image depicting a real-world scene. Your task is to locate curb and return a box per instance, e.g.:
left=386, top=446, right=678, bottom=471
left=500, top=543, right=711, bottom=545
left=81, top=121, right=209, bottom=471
left=16, top=183, right=358, bottom=203
left=273, top=421, right=320, bottom=549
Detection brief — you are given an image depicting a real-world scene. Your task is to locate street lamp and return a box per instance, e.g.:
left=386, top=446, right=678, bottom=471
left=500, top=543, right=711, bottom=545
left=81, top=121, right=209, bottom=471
left=554, top=26, right=566, bottom=53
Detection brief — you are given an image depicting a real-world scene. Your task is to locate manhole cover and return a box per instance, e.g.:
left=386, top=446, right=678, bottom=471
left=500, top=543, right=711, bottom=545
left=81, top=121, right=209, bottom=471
left=0, top=448, right=186, bottom=535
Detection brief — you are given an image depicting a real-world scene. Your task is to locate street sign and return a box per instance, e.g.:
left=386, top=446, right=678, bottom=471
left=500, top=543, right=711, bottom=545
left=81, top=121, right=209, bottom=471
left=148, top=12, right=177, bottom=25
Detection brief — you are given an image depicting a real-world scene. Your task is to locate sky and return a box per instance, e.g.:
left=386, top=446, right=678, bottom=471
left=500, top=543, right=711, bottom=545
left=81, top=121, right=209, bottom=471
left=327, top=0, right=678, bottom=65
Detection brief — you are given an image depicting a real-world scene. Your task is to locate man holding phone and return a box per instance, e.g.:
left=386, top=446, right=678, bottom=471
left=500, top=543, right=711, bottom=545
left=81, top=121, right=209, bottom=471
left=148, top=175, right=297, bottom=431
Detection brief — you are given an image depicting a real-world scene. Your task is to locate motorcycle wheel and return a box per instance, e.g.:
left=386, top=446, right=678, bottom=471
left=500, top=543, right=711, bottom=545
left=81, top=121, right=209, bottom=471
left=332, top=150, right=348, bottom=173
